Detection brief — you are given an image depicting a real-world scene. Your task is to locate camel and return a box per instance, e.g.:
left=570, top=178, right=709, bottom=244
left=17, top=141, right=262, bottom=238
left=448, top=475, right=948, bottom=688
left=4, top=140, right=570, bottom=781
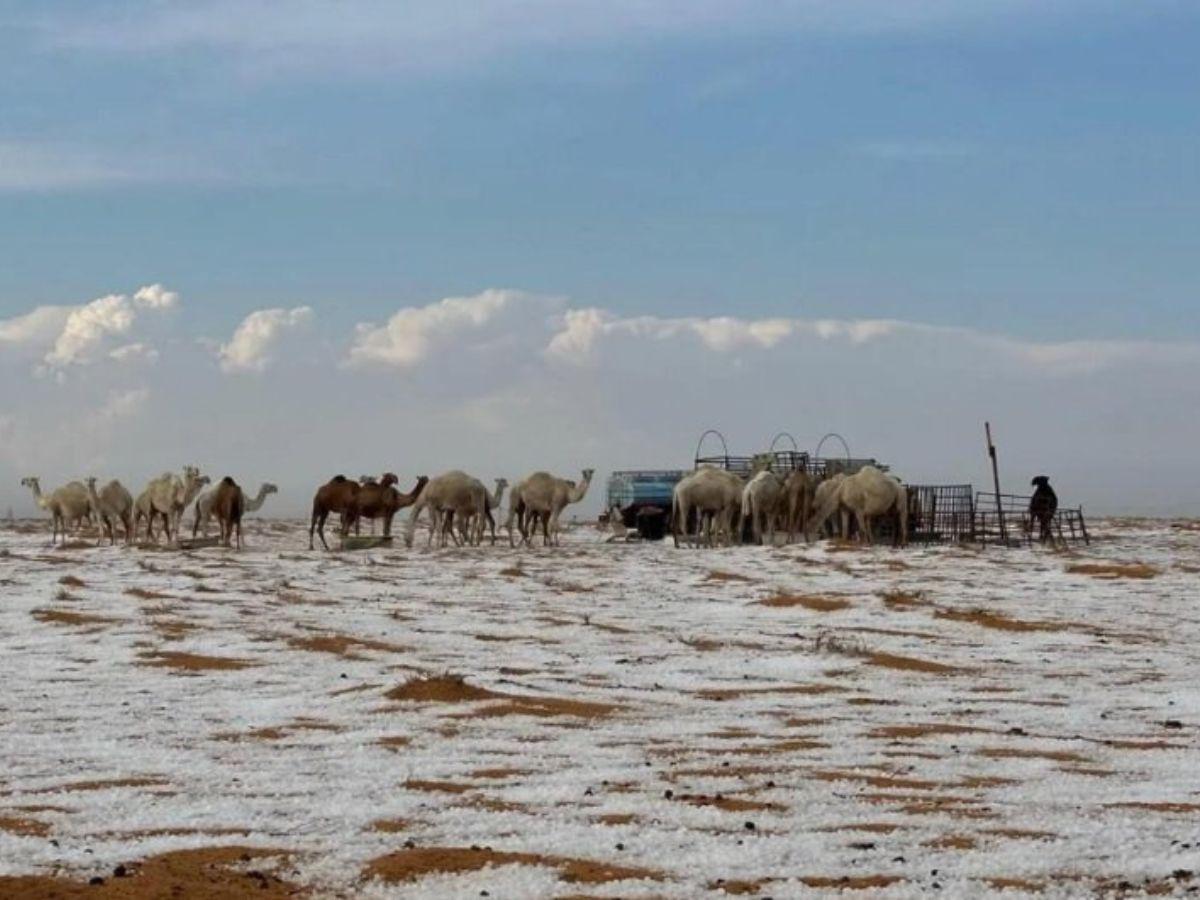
left=809, top=473, right=847, bottom=539
left=137, top=467, right=209, bottom=545
left=808, top=466, right=908, bottom=546
left=309, top=475, right=367, bottom=550
left=782, top=468, right=816, bottom=544
left=742, top=469, right=786, bottom=545
left=450, top=478, right=508, bottom=546
left=193, top=483, right=278, bottom=538
left=211, top=477, right=245, bottom=549
left=85, top=477, right=134, bottom=546
left=344, top=475, right=427, bottom=539
left=404, top=471, right=489, bottom=549
left=671, top=466, right=744, bottom=548
left=21, top=477, right=92, bottom=544
left=506, top=469, right=594, bottom=547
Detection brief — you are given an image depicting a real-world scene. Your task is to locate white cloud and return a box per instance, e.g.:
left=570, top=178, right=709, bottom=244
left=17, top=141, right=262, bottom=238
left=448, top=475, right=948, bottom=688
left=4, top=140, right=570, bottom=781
left=348, top=289, right=549, bottom=369
left=109, top=342, right=160, bottom=364
left=0, top=305, right=72, bottom=348
left=133, top=283, right=180, bottom=310
left=44, top=294, right=137, bottom=368
left=39, top=284, right=179, bottom=371
left=219, top=306, right=314, bottom=373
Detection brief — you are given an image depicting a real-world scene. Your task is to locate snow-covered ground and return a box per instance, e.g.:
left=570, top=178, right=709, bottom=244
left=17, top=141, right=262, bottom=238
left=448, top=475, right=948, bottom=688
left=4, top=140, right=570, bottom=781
left=1, top=518, right=1198, bottom=898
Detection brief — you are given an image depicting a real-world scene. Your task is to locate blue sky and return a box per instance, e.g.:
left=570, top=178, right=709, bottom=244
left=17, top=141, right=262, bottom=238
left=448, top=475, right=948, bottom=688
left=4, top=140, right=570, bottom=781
left=3, top=1, right=1197, bottom=335
left=1, top=2, right=1198, bottom=515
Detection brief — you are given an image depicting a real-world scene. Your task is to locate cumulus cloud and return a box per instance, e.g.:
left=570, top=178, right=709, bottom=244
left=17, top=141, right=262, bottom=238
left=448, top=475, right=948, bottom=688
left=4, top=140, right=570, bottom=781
left=0, top=305, right=73, bottom=348
left=219, top=306, right=314, bottom=373
left=0, top=284, right=180, bottom=374
left=348, top=289, right=552, bottom=369
left=133, top=283, right=180, bottom=310
left=109, top=342, right=160, bottom=364
left=44, top=294, right=138, bottom=368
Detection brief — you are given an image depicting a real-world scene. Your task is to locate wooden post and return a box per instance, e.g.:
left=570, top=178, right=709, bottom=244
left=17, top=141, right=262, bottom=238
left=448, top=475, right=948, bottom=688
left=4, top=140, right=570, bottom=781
left=985, top=422, right=1007, bottom=545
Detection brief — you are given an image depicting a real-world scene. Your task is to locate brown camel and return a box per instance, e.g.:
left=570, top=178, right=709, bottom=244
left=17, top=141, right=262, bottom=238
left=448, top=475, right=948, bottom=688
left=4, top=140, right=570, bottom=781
left=310, top=475, right=365, bottom=550
left=344, top=475, right=427, bottom=539
left=212, top=477, right=245, bottom=549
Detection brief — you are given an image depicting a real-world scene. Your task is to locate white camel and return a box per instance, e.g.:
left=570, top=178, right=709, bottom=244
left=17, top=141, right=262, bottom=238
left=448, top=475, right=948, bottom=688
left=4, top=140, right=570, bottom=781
left=451, top=477, right=508, bottom=545
left=21, top=477, right=92, bottom=544
left=137, top=466, right=209, bottom=545
left=671, top=466, right=744, bottom=548
left=404, top=471, right=489, bottom=549
left=782, top=468, right=815, bottom=544
left=808, top=466, right=908, bottom=546
left=742, top=469, right=786, bottom=545
left=85, top=477, right=135, bottom=546
left=193, top=482, right=277, bottom=538
left=506, top=469, right=594, bottom=547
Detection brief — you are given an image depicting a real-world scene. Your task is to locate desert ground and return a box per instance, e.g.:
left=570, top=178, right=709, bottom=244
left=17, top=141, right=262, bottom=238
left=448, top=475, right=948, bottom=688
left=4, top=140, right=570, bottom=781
left=0, top=518, right=1198, bottom=898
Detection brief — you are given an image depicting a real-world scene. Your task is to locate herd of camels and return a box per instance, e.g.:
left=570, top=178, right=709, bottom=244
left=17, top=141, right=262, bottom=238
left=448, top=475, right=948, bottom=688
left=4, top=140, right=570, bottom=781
left=17, top=456, right=909, bottom=551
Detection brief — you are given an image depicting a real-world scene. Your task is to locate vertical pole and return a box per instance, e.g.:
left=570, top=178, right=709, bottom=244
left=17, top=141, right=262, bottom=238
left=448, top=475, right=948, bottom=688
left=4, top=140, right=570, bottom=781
left=985, top=422, right=1007, bottom=545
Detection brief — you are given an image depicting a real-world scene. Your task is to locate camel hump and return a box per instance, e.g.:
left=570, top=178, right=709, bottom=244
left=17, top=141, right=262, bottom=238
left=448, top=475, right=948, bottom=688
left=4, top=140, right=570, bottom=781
left=221, top=476, right=236, bottom=486
left=332, top=474, right=348, bottom=483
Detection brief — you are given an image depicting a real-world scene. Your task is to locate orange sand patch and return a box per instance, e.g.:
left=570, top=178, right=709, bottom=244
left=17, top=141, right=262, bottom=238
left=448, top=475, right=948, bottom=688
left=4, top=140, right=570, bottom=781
left=925, top=834, right=977, bottom=850
left=934, top=608, right=1067, bottom=632
left=385, top=675, right=505, bottom=703
left=469, top=768, right=528, bottom=780
left=595, top=813, right=638, bottom=826
left=376, top=736, right=411, bottom=750
left=470, top=696, right=618, bottom=720
left=977, top=747, right=1091, bottom=764
left=288, top=632, right=407, bottom=658
left=57, top=575, right=86, bottom=587
left=32, top=608, right=118, bottom=628
left=676, top=794, right=786, bottom=813
left=864, top=652, right=966, bottom=675
left=756, top=594, right=851, bottom=612
left=0, top=847, right=295, bottom=900
left=1066, top=563, right=1160, bottom=580
left=0, top=816, right=51, bottom=837
left=33, top=778, right=167, bottom=794
left=800, top=875, right=903, bottom=890
left=372, top=819, right=410, bottom=834
left=1106, top=802, right=1200, bottom=813
left=404, top=780, right=472, bottom=795
left=137, top=652, right=254, bottom=672
left=364, top=846, right=662, bottom=886
left=869, top=723, right=991, bottom=740
left=498, top=566, right=526, bottom=577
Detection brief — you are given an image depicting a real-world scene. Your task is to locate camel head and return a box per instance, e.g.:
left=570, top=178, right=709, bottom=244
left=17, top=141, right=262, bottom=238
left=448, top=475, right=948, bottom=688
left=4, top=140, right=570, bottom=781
left=381, top=472, right=399, bottom=488
left=1031, top=475, right=1050, bottom=487
left=85, top=476, right=98, bottom=490
left=263, top=483, right=279, bottom=495
left=182, top=465, right=201, bottom=480
left=580, top=468, right=595, bottom=483
left=495, top=477, right=509, bottom=490
left=20, top=476, right=39, bottom=490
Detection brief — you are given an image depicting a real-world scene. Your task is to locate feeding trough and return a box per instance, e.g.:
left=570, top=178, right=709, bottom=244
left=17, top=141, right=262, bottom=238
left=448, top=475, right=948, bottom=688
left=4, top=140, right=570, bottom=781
left=340, top=535, right=394, bottom=551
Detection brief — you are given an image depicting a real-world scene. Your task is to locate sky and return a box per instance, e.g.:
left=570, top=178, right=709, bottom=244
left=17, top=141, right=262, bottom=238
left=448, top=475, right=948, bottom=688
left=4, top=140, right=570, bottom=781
left=1, top=1, right=1198, bottom=517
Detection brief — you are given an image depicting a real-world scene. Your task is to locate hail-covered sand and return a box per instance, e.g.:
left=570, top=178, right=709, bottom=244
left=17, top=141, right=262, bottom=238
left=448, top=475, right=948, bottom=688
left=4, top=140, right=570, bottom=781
left=1, top=519, right=1198, bottom=898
